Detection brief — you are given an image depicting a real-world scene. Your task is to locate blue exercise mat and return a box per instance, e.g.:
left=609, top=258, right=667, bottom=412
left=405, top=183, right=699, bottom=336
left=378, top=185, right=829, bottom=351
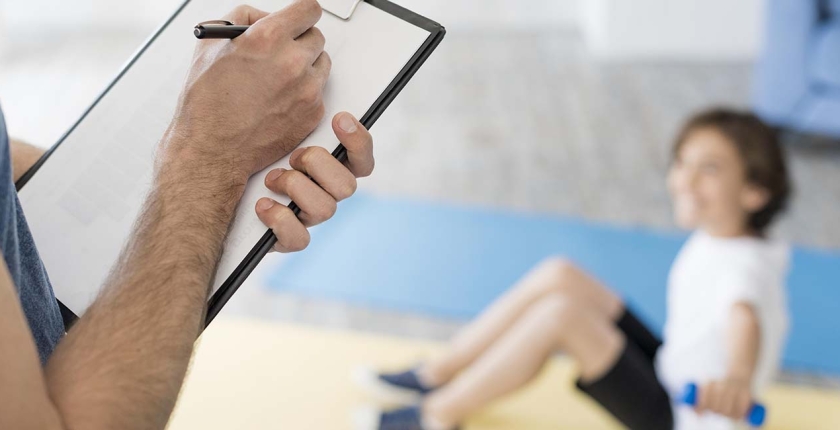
left=266, top=194, right=840, bottom=375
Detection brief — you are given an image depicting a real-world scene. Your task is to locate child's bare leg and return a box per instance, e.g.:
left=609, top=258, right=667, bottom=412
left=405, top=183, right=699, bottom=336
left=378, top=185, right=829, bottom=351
left=423, top=295, right=625, bottom=428
left=421, top=258, right=623, bottom=386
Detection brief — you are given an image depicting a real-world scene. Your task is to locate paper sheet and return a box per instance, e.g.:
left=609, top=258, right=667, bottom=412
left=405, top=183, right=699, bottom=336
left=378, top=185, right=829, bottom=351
left=18, top=0, right=430, bottom=315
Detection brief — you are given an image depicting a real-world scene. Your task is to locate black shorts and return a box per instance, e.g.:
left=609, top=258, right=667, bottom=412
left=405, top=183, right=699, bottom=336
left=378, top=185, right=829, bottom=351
left=576, top=310, right=674, bottom=430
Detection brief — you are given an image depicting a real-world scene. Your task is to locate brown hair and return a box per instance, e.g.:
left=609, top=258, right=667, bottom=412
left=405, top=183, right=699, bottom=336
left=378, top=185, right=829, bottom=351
left=673, top=108, right=792, bottom=234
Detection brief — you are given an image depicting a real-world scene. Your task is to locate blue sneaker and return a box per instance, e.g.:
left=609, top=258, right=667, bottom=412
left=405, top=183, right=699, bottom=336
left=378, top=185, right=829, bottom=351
left=354, top=367, right=436, bottom=407
left=353, top=406, right=460, bottom=430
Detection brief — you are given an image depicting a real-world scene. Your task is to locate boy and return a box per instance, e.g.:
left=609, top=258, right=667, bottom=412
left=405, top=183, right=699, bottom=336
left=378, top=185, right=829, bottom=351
left=358, top=109, right=792, bottom=430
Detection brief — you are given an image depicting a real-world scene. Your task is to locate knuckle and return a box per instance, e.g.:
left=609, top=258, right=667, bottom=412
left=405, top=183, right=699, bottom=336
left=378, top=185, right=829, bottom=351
left=354, top=157, right=375, bottom=179
left=321, top=51, right=333, bottom=71
left=282, top=170, right=306, bottom=190
left=288, top=147, right=306, bottom=168
left=302, top=0, right=321, bottom=15
left=280, top=226, right=310, bottom=252
left=277, top=228, right=309, bottom=252
left=299, top=146, right=327, bottom=167
left=356, top=129, right=373, bottom=150
left=311, top=26, right=325, bottom=45
left=274, top=170, right=299, bottom=192
left=270, top=206, right=293, bottom=227
left=314, top=199, right=338, bottom=221
left=230, top=4, right=252, bottom=19
left=302, top=83, right=323, bottom=106
left=339, top=178, right=358, bottom=200
left=296, top=230, right=312, bottom=251
left=249, top=25, right=276, bottom=46
left=264, top=171, right=284, bottom=190
left=312, top=101, right=326, bottom=122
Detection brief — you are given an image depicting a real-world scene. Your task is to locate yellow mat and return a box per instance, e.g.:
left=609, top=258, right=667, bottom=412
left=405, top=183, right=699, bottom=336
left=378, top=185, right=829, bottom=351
left=168, top=318, right=840, bottom=429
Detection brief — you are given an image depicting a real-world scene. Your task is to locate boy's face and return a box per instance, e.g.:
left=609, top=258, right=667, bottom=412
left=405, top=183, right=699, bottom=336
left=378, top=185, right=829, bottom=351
left=667, top=127, right=768, bottom=235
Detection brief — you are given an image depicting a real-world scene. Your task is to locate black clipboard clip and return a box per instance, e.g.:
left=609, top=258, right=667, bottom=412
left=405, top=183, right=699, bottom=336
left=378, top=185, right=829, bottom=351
left=194, top=0, right=362, bottom=40
left=319, top=0, right=364, bottom=19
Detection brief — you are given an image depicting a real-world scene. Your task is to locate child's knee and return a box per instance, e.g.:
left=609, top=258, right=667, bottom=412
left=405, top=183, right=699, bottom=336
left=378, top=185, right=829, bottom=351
left=528, top=294, right=581, bottom=333
left=535, top=257, right=586, bottom=294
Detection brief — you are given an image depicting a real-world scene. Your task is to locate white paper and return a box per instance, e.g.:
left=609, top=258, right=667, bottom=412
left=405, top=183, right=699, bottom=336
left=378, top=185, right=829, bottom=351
left=18, top=0, right=430, bottom=316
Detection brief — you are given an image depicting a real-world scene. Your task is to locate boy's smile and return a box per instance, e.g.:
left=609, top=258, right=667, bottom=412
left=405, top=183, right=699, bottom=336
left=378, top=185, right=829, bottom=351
left=668, top=127, right=768, bottom=238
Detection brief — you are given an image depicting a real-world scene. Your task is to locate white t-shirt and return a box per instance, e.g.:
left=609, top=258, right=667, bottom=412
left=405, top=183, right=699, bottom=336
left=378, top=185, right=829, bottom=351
left=655, top=231, right=790, bottom=430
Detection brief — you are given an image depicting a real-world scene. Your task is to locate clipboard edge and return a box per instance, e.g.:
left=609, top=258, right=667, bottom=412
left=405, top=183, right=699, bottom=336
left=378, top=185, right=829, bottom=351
left=15, top=0, right=196, bottom=328
left=15, top=0, right=446, bottom=327
left=15, top=0, right=193, bottom=191
left=204, top=1, right=446, bottom=327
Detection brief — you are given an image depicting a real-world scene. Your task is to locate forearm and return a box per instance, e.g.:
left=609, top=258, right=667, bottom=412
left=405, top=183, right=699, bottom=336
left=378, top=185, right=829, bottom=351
left=9, top=138, right=45, bottom=182
left=726, top=303, right=761, bottom=383
left=43, top=144, right=246, bottom=429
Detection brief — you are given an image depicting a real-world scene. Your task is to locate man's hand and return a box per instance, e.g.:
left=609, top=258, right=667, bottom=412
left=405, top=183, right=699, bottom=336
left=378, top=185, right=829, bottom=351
left=159, top=0, right=330, bottom=185
left=695, top=378, right=753, bottom=421
left=256, top=111, right=374, bottom=252
left=21, top=3, right=338, bottom=430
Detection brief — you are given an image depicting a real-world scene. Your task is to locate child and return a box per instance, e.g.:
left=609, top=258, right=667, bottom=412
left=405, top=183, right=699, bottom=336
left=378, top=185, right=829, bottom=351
left=355, top=109, right=792, bottom=430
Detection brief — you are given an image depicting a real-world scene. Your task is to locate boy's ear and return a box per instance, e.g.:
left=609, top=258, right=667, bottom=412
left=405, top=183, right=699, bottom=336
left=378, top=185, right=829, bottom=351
left=741, top=184, right=771, bottom=213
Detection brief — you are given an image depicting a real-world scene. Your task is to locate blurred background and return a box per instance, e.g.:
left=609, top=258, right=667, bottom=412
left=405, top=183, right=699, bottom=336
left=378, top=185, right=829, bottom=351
left=3, top=0, right=839, bottom=245
left=3, top=0, right=840, bottom=428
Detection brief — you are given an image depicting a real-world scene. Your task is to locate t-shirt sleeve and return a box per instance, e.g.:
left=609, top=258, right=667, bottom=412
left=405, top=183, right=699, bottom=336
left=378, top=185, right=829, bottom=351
left=718, top=269, right=766, bottom=310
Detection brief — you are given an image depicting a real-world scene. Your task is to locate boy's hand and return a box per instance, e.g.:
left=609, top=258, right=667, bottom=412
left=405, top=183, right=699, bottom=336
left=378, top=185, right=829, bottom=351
left=695, top=378, right=753, bottom=420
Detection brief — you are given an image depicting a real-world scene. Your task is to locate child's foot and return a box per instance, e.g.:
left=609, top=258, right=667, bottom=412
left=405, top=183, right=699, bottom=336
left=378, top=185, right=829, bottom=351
left=354, top=367, right=437, bottom=407
left=353, top=406, right=459, bottom=430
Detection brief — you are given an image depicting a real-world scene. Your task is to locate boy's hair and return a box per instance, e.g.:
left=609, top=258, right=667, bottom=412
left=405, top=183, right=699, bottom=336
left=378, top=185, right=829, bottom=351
left=673, top=108, right=792, bottom=234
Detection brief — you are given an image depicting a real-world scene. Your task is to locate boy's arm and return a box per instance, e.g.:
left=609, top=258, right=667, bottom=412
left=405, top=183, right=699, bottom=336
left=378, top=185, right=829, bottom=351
left=725, top=303, right=761, bottom=387
left=696, top=302, right=761, bottom=420
left=9, top=139, right=45, bottom=182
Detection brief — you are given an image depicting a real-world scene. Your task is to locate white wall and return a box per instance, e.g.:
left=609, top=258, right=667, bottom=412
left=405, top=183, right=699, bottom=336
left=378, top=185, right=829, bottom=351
left=0, top=0, right=580, bottom=36
left=580, top=0, right=765, bottom=61
left=0, top=0, right=179, bottom=33
left=397, top=0, right=580, bottom=31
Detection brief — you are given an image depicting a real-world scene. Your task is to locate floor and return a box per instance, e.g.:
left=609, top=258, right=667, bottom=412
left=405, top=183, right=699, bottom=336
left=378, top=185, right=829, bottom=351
left=364, top=30, right=840, bottom=249
left=3, top=23, right=840, bottom=384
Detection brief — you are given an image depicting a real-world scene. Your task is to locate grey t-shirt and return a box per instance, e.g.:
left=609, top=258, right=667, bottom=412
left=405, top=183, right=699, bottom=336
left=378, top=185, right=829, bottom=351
left=0, top=107, right=64, bottom=363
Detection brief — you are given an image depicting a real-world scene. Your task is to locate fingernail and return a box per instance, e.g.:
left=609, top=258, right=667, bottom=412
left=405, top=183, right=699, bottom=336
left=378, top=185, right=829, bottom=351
left=266, top=168, right=285, bottom=183
left=257, top=198, right=275, bottom=211
left=338, top=113, right=357, bottom=133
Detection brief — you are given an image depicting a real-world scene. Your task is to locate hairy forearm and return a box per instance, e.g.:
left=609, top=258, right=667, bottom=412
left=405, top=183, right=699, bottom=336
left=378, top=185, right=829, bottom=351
left=726, top=303, right=761, bottom=383
left=9, top=138, right=45, bottom=182
left=43, top=147, right=246, bottom=429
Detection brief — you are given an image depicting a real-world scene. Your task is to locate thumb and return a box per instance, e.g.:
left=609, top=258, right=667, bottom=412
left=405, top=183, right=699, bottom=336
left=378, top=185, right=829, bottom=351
left=332, top=112, right=374, bottom=178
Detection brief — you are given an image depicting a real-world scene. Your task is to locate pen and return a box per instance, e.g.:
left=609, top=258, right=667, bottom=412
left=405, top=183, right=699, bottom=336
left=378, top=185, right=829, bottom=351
left=194, top=20, right=250, bottom=39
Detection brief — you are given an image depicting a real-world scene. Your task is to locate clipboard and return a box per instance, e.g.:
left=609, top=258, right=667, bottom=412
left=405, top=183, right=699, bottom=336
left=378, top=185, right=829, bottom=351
left=16, top=0, right=445, bottom=328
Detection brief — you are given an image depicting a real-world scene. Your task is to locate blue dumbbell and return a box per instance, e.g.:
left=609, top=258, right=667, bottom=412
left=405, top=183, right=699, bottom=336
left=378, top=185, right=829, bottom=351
left=682, top=383, right=766, bottom=427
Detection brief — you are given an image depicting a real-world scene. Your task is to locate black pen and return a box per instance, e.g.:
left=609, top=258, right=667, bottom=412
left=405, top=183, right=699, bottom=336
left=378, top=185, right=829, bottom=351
left=194, top=20, right=250, bottom=39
